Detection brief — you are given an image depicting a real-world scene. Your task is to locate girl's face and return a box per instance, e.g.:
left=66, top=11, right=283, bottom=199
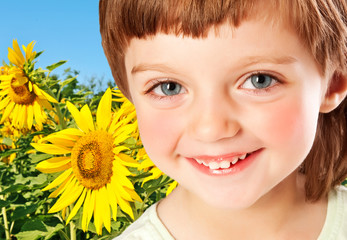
left=125, top=19, right=328, bottom=209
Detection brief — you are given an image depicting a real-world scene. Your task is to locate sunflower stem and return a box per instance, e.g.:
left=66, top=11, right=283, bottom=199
left=66, top=205, right=76, bottom=240
left=0, top=190, right=10, bottom=240
left=53, top=101, right=67, bottom=130
left=69, top=221, right=76, bottom=240
left=42, top=79, right=67, bottom=130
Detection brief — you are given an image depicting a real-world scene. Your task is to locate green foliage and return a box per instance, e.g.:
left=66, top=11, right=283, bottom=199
left=46, top=61, right=67, bottom=72
left=0, top=41, right=172, bottom=239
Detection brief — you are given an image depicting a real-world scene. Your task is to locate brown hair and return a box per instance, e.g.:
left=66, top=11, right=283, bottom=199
left=99, top=0, right=347, bottom=201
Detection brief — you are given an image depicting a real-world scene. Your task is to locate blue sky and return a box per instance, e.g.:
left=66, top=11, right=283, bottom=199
left=1, top=1, right=113, bottom=87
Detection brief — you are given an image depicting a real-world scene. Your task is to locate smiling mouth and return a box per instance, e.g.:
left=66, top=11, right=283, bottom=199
left=194, top=153, right=250, bottom=170
left=186, top=149, right=263, bottom=175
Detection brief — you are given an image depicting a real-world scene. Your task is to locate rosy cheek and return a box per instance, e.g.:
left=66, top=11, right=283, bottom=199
left=256, top=99, right=319, bottom=151
left=136, top=109, right=180, bottom=159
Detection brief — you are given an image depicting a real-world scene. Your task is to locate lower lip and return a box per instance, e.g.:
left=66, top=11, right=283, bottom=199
left=186, top=148, right=263, bottom=176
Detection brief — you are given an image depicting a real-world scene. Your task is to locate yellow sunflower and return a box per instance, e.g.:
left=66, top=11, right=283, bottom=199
left=0, top=122, right=17, bottom=164
left=0, top=66, right=10, bottom=76
left=112, top=89, right=139, bottom=138
left=0, top=40, right=57, bottom=130
left=113, top=89, right=178, bottom=195
left=31, top=88, right=142, bottom=235
left=0, top=141, right=16, bottom=164
left=0, top=121, right=21, bottom=140
left=136, top=148, right=178, bottom=196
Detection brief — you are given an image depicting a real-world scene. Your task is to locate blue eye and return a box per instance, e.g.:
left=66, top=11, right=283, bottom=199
left=241, top=73, right=277, bottom=90
left=155, top=82, right=182, bottom=96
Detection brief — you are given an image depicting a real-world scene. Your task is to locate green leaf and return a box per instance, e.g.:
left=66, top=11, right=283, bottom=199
left=59, top=75, right=78, bottom=88
left=18, top=218, right=64, bottom=240
left=1, top=137, right=12, bottom=146
left=11, top=204, right=38, bottom=221
left=29, top=153, right=52, bottom=163
left=16, top=230, right=45, bottom=240
left=0, top=162, right=7, bottom=169
left=1, top=184, right=28, bottom=194
left=30, top=174, right=47, bottom=186
left=21, top=219, right=47, bottom=231
left=46, top=60, right=67, bottom=71
left=0, top=199, right=10, bottom=208
left=35, top=50, right=44, bottom=59
left=14, top=174, right=30, bottom=185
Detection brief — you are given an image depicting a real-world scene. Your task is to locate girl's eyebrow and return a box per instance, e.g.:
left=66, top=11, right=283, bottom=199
left=131, top=56, right=298, bottom=75
left=240, top=56, right=298, bottom=68
left=131, top=63, right=179, bottom=75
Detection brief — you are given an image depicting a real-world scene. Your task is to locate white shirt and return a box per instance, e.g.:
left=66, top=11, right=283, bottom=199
left=115, top=186, right=347, bottom=240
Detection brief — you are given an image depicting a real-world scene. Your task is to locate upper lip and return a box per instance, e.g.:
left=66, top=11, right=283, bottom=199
left=187, top=151, right=253, bottom=163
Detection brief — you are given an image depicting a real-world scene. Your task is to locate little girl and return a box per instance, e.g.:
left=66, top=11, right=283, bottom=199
left=99, top=0, right=347, bottom=239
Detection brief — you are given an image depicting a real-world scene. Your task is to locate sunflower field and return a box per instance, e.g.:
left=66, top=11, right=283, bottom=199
left=0, top=40, right=177, bottom=240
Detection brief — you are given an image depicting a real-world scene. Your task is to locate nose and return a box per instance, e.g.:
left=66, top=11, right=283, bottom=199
left=188, top=94, right=240, bottom=142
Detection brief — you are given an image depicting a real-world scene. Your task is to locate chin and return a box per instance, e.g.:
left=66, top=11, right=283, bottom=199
left=196, top=189, right=261, bottom=211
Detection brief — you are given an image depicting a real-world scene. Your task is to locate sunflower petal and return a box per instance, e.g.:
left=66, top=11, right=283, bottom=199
left=31, top=143, right=71, bottom=155
left=84, top=189, right=96, bottom=231
left=19, top=104, right=27, bottom=129
left=113, top=161, right=133, bottom=178
left=33, top=100, right=44, bottom=129
left=94, top=188, right=111, bottom=235
left=117, top=153, right=139, bottom=168
left=99, top=187, right=111, bottom=233
left=106, top=184, right=118, bottom=221
left=166, top=181, right=178, bottom=196
left=36, top=157, right=71, bottom=173
left=115, top=190, right=134, bottom=219
left=0, top=101, right=15, bottom=123
left=12, top=104, right=20, bottom=127
left=112, top=181, right=132, bottom=202
left=8, top=48, right=21, bottom=67
left=139, top=158, right=155, bottom=170
left=61, top=207, right=66, bottom=220
left=55, top=128, right=84, bottom=137
left=27, top=104, right=34, bottom=129
left=125, top=188, right=142, bottom=202
left=0, top=97, right=11, bottom=110
left=39, top=135, right=76, bottom=148
left=8, top=40, right=25, bottom=66
left=93, top=189, right=103, bottom=235
left=66, top=101, right=89, bottom=133
left=48, top=174, right=74, bottom=198
left=96, top=88, right=111, bottom=130
left=25, top=41, right=36, bottom=60
left=39, top=88, right=58, bottom=103
left=82, top=189, right=92, bottom=231
left=49, top=179, right=83, bottom=213
left=142, top=168, right=164, bottom=184
left=36, top=98, right=53, bottom=111
left=41, top=168, right=73, bottom=191
left=66, top=188, right=87, bottom=224
left=114, top=124, right=137, bottom=144
left=80, top=105, right=95, bottom=131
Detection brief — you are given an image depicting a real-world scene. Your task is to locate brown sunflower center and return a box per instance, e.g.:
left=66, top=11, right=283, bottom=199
left=9, top=78, right=36, bottom=105
left=71, top=130, right=114, bottom=190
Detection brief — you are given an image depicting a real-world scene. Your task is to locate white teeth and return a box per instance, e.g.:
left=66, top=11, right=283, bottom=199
left=220, top=161, right=230, bottom=169
left=195, top=153, right=249, bottom=169
left=208, top=162, right=220, bottom=170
